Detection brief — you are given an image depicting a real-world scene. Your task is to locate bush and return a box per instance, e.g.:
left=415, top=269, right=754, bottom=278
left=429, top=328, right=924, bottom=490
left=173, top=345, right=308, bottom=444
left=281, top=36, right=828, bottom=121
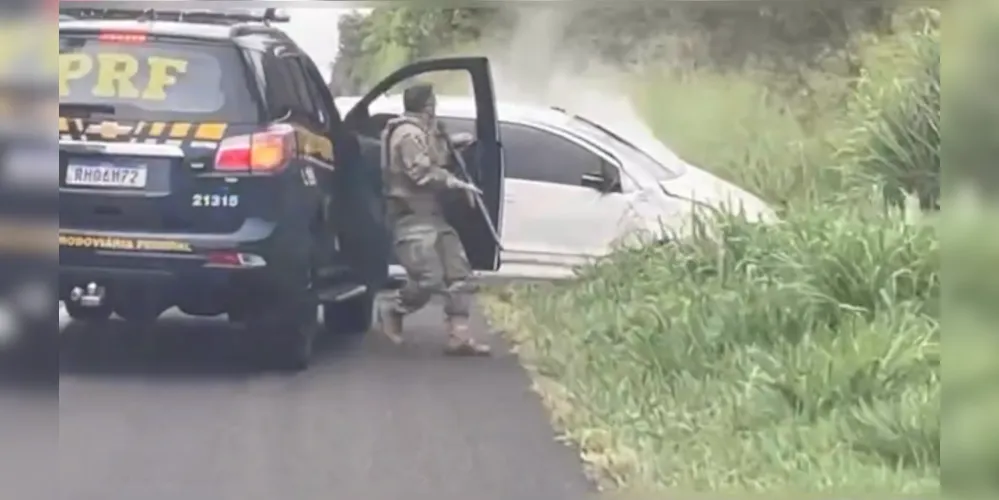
left=844, top=18, right=939, bottom=212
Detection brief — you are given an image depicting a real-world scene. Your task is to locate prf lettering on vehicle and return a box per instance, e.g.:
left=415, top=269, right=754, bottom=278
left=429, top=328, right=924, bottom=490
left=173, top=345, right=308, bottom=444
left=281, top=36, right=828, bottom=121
left=59, top=234, right=193, bottom=253
left=58, top=44, right=230, bottom=148
left=59, top=51, right=186, bottom=102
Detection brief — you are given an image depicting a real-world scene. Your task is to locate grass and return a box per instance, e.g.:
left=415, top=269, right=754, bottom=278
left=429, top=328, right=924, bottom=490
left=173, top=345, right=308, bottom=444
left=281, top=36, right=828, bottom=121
left=479, top=13, right=945, bottom=495
left=484, top=207, right=939, bottom=494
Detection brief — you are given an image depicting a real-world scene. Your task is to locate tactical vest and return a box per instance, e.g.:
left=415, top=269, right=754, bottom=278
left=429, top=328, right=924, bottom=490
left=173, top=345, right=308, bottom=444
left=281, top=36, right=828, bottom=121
left=381, top=116, right=416, bottom=172
left=380, top=115, right=446, bottom=221
left=380, top=115, right=449, bottom=172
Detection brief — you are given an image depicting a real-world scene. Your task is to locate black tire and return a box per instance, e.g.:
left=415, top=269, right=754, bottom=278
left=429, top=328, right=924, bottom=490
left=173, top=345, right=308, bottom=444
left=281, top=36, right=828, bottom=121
left=322, top=289, right=374, bottom=336
left=245, top=292, right=318, bottom=372
left=63, top=301, right=112, bottom=323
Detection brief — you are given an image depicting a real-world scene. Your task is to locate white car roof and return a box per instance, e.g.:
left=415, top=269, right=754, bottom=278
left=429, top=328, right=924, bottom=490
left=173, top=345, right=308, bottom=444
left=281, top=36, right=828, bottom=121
left=334, top=93, right=691, bottom=179
left=334, top=94, right=574, bottom=129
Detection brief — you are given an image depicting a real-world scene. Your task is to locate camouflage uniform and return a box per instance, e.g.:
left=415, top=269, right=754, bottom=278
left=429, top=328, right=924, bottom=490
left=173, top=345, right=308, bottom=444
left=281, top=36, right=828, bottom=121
left=378, top=105, right=489, bottom=355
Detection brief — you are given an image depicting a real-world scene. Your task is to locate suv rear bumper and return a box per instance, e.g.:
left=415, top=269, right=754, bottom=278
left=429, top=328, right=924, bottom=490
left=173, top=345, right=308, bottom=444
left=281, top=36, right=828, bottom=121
left=58, top=219, right=306, bottom=317
left=59, top=264, right=273, bottom=318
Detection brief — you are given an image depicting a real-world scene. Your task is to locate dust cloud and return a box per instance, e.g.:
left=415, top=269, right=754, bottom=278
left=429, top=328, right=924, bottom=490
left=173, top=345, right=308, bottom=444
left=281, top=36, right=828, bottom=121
left=473, top=6, right=666, bottom=155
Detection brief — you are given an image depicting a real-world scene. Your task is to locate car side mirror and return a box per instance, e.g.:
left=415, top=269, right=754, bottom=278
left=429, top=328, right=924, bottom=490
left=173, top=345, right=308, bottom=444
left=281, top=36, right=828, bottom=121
left=581, top=167, right=621, bottom=193
left=580, top=173, right=607, bottom=191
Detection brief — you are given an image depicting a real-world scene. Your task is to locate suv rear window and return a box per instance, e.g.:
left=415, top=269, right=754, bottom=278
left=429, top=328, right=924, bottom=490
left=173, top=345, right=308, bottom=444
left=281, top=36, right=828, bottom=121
left=59, top=34, right=259, bottom=122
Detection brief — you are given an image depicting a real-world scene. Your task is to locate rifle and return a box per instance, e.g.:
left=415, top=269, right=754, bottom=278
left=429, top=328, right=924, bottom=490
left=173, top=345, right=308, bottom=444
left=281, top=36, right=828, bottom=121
left=439, top=127, right=504, bottom=250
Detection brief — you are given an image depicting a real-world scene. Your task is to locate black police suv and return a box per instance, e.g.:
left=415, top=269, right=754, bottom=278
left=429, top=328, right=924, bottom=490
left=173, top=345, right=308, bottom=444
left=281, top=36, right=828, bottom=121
left=58, top=8, right=505, bottom=371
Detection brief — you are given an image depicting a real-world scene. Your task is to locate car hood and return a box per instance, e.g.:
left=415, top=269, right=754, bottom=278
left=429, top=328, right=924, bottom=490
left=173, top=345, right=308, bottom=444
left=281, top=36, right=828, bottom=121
left=657, top=167, right=776, bottom=223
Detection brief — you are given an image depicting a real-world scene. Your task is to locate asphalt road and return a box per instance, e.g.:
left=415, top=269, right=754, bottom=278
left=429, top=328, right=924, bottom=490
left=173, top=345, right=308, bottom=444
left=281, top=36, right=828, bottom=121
left=56, top=300, right=593, bottom=500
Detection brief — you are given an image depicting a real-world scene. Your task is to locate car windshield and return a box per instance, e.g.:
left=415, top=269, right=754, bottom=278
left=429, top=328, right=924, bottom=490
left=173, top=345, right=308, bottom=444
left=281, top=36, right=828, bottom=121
left=563, top=115, right=684, bottom=180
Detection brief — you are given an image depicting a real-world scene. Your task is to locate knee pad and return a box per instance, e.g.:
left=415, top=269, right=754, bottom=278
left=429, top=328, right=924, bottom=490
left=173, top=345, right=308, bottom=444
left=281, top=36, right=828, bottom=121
left=446, top=279, right=478, bottom=295
left=413, top=277, right=447, bottom=295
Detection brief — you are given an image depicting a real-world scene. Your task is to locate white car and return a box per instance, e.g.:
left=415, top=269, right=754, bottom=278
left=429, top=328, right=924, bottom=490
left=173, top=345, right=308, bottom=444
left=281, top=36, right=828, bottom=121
left=336, top=95, right=773, bottom=280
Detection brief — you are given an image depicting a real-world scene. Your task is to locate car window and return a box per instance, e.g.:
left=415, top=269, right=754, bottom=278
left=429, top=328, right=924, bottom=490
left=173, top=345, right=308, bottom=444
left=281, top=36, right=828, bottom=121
left=565, top=116, right=683, bottom=180
left=500, top=122, right=604, bottom=185
left=281, top=56, right=319, bottom=123
left=259, top=52, right=301, bottom=121
left=296, top=57, right=340, bottom=128
left=437, top=116, right=475, bottom=136
left=59, top=35, right=259, bottom=122
left=437, top=117, right=607, bottom=184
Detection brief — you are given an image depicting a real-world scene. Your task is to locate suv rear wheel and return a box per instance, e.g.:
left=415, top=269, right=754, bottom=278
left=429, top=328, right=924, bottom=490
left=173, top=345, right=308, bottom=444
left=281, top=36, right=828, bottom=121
left=322, top=289, right=374, bottom=336
left=245, top=289, right=318, bottom=372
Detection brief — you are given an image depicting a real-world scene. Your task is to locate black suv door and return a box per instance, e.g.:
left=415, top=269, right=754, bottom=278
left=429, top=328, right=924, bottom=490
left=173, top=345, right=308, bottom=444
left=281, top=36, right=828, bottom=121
left=341, top=57, right=504, bottom=272
left=286, top=49, right=391, bottom=290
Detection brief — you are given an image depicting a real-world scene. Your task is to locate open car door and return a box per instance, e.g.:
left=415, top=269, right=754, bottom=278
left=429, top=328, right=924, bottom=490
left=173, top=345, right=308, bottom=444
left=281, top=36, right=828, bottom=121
left=343, top=57, right=503, bottom=272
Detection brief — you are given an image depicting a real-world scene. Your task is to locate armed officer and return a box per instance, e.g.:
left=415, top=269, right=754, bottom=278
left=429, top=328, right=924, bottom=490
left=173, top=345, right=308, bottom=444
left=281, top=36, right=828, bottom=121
left=377, top=82, right=491, bottom=356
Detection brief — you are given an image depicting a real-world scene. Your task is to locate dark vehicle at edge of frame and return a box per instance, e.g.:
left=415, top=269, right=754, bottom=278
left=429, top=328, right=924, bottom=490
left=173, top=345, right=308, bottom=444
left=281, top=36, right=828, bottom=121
left=57, top=7, right=505, bottom=371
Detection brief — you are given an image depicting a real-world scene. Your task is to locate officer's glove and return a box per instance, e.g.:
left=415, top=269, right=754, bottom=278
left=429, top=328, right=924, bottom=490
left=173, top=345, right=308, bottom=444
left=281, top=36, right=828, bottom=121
left=445, top=176, right=483, bottom=197
left=450, top=132, right=476, bottom=150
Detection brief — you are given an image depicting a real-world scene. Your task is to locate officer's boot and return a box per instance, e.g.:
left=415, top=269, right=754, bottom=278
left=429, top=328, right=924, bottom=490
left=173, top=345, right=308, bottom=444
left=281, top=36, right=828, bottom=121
left=376, top=299, right=404, bottom=345
left=444, top=316, right=491, bottom=356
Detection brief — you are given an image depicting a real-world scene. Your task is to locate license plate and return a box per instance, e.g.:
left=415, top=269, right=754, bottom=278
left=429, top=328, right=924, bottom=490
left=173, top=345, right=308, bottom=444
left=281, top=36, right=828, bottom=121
left=65, top=164, right=147, bottom=189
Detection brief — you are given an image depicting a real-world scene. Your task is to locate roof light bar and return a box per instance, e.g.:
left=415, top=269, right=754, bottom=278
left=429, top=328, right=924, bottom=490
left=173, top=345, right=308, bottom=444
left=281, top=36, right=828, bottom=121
left=58, top=7, right=290, bottom=25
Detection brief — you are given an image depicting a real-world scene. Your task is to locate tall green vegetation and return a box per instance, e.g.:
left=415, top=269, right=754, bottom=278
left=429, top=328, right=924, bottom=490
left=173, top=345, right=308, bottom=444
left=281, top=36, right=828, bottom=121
left=331, top=8, right=499, bottom=95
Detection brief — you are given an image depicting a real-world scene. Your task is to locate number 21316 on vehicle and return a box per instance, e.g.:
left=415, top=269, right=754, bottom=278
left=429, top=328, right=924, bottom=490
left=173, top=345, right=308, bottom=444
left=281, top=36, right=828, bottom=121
left=192, top=194, right=238, bottom=207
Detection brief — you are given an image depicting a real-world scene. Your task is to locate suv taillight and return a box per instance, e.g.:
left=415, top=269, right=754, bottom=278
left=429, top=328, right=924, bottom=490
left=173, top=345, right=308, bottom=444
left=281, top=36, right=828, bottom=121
left=214, top=124, right=296, bottom=174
